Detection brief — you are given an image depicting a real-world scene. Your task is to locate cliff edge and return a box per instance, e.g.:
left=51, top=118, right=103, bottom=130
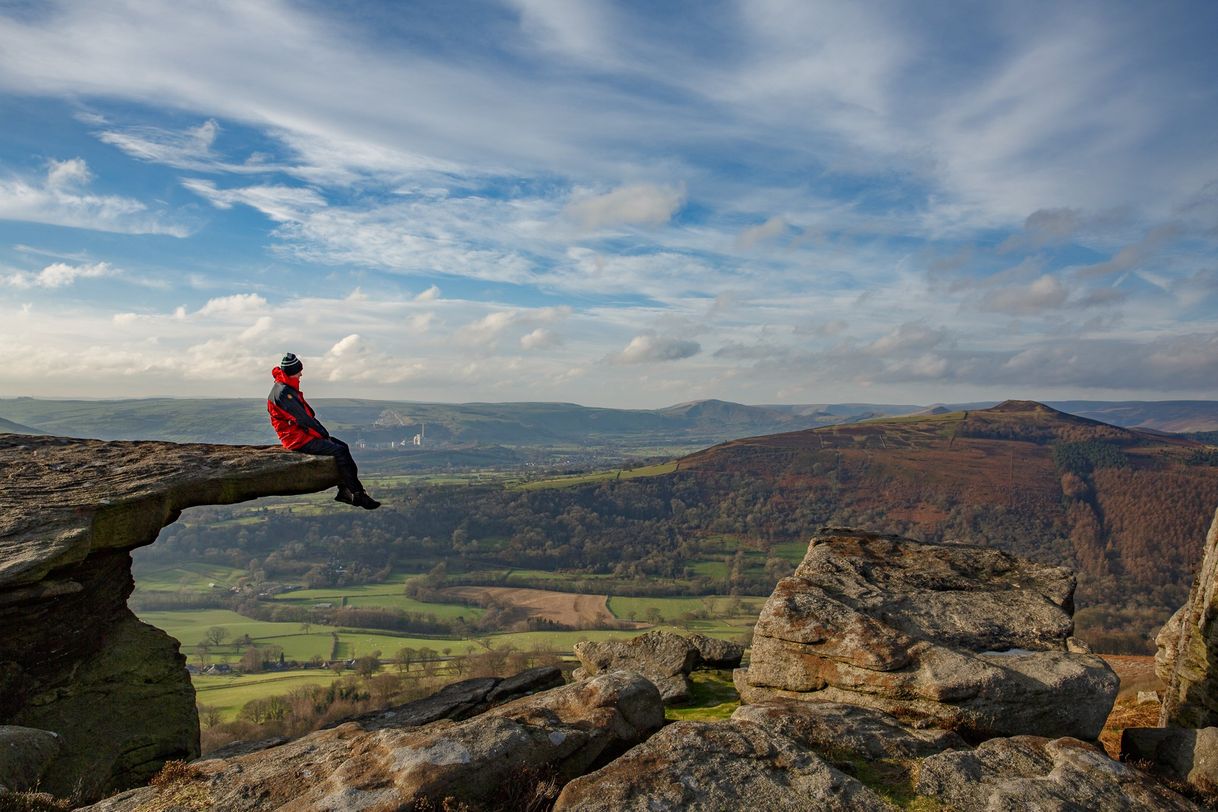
left=0, top=433, right=339, bottom=802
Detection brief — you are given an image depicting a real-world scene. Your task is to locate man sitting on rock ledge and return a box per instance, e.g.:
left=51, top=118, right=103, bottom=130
left=267, top=352, right=380, bottom=510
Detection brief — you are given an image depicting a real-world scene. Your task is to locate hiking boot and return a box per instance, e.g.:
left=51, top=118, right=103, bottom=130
left=334, top=487, right=356, bottom=505
left=355, top=491, right=381, bottom=510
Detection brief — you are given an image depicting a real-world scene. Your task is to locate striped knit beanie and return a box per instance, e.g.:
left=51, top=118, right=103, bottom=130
left=279, top=352, right=303, bottom=376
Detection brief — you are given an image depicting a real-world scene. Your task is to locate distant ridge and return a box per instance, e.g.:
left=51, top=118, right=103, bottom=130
left=3, top=396, right=1218, bottom=446
left=0, top=416, right=45, bottom=435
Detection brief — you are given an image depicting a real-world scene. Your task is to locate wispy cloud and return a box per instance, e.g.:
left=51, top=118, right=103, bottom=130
left=182, top=179, right=326, bottom=222
left=0, top=159, right=191, bottom=236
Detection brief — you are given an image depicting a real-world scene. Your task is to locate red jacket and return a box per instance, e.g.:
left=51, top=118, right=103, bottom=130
left=267, top=367, right=328, bottom=449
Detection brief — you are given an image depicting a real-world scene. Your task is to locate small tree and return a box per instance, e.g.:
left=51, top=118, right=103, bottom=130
left=240, top=646, right=263, bottom=673
left=369, top=672, right=403, bottom=704
left=196, top=704, right=223, bottom=728
left=205, top=626, right=229, bottom=647
left=354, top=655, right=380, bottom=678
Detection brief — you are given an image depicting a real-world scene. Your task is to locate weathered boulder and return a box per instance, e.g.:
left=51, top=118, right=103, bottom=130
left=738, top=528, right=1118, bottom=740
left=1122, top=726, right=1218, bottom=793
left=0, top=434, right=339, bottom=802
left=0, top=726, right=61, bottom=792
left=687, top=632, right=744, bottom=669
left=917, top=735, right=1202, bottom=811
left=730, top=700, right=966, bottom=761
left=84, top=671, right=664, bottom=812
left=573, top=631, right=699, bottom=703
left=1161, top=508, right=1218, bottom=728
left=1157, top=606, right=1187, bottom=686
left=553, top=719, right=896, bottom=811
left=328, top=666, right=564, bottom=732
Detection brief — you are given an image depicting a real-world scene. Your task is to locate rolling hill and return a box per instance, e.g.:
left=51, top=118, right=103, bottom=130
left=9, top=395, right=1218, bottom=450
left=0, top=397, right=919, bottom=449
left=679, top=400, right=1218, bottom=650
left=0, top=416, right=45, bottom=435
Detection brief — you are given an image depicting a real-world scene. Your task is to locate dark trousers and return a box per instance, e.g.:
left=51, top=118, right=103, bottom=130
left=297, top=436, right=363, bottom=493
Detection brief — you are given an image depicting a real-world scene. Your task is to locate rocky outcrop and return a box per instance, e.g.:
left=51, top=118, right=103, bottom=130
left=553, top=718, right=896, bottom=811
left=917, top=735, right=1203, bottom=811
left=85, top=671, right=665, bottom=812
left=730, top=700, right=967, bottom=761
left=327, top=666, right=564, bottom=732
left=1157, top=605, right=1187, bottom=686
left=687, top=632, right=744, bottom=669
left=1161, top=508, right=1218, bottom=728
left=0, top=434, right=339, bottom=802
left=573, top=631, right=700, bottom=703
left=1122, top=726, right=1218, bottom=793
left=737, top=528, right=1118, bottom=740
left=0, top=726, right=61, bottom=792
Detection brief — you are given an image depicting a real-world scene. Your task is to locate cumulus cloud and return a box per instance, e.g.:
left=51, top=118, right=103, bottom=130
left=564, top=183, right=684, bottom=229
left=239, top=315, right=273, bottom=341
left=3, top=261, right=111, bottom=288
left=197, top=293, right=268, bottom=316
left=458, top=306, right=571, bottom=347
left=520, top=327, right=561, bottom=350
left=980, top=274, right=1070, bottom=315
left=317, top=333, right=426, bottom=384
left=460, top=311, right=519, bottom=345
left=407, top=313, right=436, bottom=334
left=736, top=216, right=789, bottom=249
left=865, top=322, right=950, bottom=356
left=0, top=159, right=190, bottom=236
left=611, top=334, right=701, bottom=363
left=415, top=285, right=441, bottom=301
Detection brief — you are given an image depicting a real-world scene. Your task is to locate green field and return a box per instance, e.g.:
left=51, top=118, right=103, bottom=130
left=771, top=539, right=812, bottom=564
left=689, top=560, right=730, bottom=579
left=268, top=582, right=483, bottom=621
left=139, top=610, right=342, bottom=661
left=193, top=670, right=348, bottom=719
left=607, top=598, right=761, bottom=642
left=132, top=563, right=248, bottom=592
left=607, top=595, right=761, bottom=621
left=133, top=555, right=766, bottom=726
left=514, top=461, right=678, bottom=491
left=138, top=609, right=723, bottom=667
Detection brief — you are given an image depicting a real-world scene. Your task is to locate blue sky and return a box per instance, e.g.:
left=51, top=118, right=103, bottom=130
left=1, top=0, right=1217, bottom=406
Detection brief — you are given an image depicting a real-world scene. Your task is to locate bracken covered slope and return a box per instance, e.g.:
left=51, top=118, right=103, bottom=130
left=679, top=401, right=1218, bottom=645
